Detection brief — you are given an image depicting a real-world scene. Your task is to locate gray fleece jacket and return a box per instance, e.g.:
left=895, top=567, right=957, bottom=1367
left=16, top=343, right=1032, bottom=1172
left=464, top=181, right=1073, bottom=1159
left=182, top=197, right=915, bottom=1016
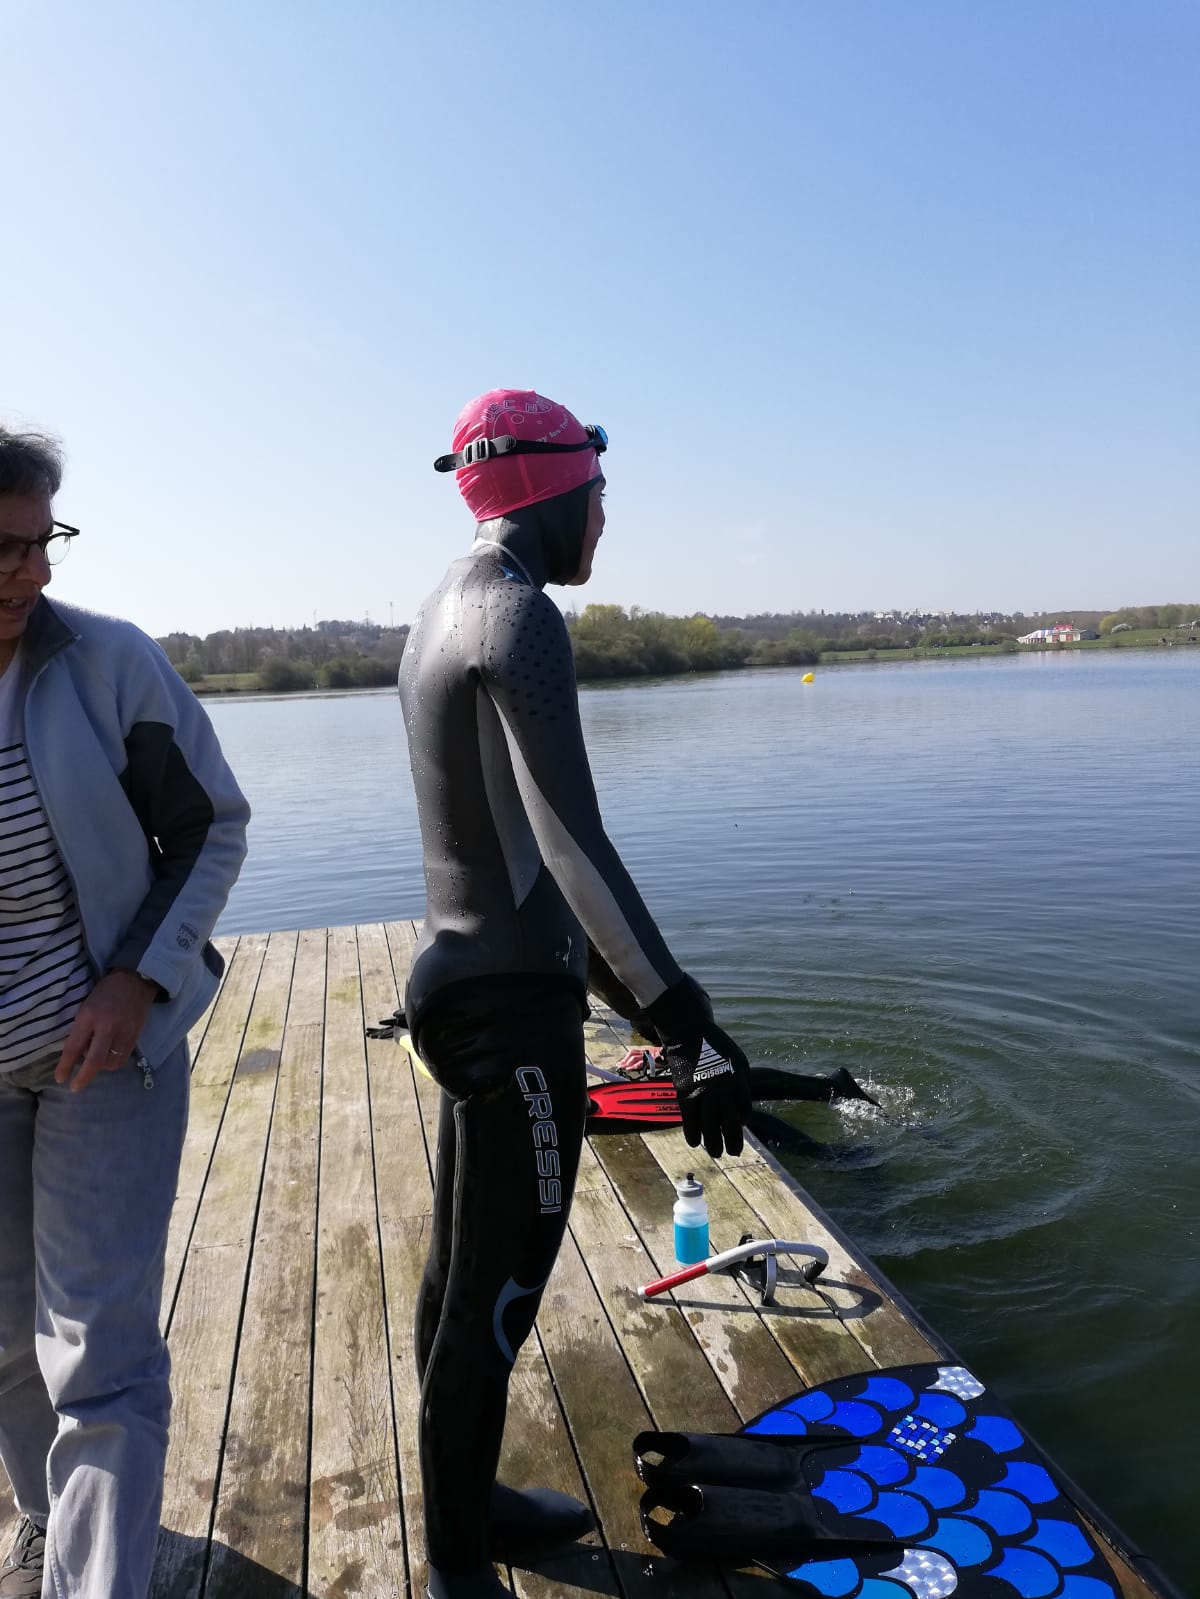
left=18, top=595, right=250, bottom=1069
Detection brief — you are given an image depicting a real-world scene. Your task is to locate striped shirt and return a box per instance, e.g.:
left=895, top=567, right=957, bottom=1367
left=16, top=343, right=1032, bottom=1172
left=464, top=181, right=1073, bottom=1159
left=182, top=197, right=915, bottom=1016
left=0, top=650, right=93, bottom=1072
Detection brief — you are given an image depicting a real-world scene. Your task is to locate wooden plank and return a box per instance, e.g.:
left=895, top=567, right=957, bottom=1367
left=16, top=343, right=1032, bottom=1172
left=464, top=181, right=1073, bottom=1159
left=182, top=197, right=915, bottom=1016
left=187, top=934, right=238, bottom=1058
left=361, top=922, right=430, bottom=1222
left=633, top=1129, right=881, bottom=1381
left=204, top=928, right=326, bottom=1599
left=307, top=925, right=405, bottom=1599
left=154, top=930, right=297, bottom=1599
left=534, top=1228, right=728, bottom=1599
left=566, top=1174, right=743, bottom=1434
left=359, top=922, right=428, bottom=1599
left=589, top=1133, right=840, bottom=1408
left=496, top=1330, right=608, bottom=1599
left=375, top=1212, right=434, bottom=1598
left=720, top=1151, right=940, bottom=1368
left=383, top=922, right=444, bottom=1161
left=162, top=934, right=270, bottom=1329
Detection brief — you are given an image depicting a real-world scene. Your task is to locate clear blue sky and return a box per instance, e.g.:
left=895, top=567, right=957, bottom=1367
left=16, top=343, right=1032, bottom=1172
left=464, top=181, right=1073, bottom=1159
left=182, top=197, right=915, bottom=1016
left=5, top=1, right=1197, bottom=637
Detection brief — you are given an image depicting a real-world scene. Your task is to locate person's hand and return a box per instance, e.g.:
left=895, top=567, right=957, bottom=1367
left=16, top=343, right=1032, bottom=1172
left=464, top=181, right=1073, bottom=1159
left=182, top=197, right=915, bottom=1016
left=53, top=971, right=158, bottom=1094
left=638, top=977, right=751, bottom=1158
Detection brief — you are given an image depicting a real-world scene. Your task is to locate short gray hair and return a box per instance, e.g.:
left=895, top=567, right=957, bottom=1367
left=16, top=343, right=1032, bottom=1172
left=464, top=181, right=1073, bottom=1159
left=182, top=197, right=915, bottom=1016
left=0, top=428, right=63, bottom=497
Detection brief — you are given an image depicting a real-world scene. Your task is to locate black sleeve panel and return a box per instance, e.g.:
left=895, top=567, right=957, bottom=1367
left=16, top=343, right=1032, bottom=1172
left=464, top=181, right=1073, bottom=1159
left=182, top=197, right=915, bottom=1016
left=477, top=583, right=682, bottom=1009
left=111, top=719, right=216, bottom=976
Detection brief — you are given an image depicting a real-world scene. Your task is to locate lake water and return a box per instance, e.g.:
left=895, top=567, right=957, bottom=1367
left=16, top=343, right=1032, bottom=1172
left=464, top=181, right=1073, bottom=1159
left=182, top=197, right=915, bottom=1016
left=208, top=649, right=1200, bottom=1586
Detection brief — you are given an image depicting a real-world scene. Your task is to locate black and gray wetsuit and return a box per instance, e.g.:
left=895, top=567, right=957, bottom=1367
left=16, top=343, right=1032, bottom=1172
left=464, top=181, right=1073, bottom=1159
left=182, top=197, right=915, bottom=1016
left=400, top=526, right=683, bottom=1037
left=398, top=485, right=682, bottom=1575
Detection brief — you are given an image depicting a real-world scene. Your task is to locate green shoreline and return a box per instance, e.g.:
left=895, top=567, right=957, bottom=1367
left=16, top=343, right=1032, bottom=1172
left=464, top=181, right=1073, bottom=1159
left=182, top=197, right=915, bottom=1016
left=189, top=631, right=1193, bottom=698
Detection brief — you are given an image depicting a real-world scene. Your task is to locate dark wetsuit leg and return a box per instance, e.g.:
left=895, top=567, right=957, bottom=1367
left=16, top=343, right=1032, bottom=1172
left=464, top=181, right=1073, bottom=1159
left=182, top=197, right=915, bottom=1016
left=415, top=987, right=587, bottom=1574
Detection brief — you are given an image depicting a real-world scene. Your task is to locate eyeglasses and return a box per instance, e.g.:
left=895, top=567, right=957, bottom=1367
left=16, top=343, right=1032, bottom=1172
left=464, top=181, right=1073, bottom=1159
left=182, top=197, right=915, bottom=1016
left=434, top=424, right=608, bottom=474
left=0, top=522, right=80, bottom=576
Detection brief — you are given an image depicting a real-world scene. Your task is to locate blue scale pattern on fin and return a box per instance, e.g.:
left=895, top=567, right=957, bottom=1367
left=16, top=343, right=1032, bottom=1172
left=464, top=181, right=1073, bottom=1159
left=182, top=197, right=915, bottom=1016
left=748, top=1388, right=841, bottom=1436
left=783, top=1557, right=860, bottom=1595
left=859, top=1376, right=916, bottom=1412
left=849, top=1446, right=912, bottom=1487
left=831, top=1400, right=886, bottom=1437
left=997, top=1461, right=1058, bottom=1505
left=964, top=1412, right=1023, bottom=1453
left=868, top=1490, right=933, bottom=1538
left=907, top=1465, right=967, bottom=1510
left=812, top=1469, right=876, bottom=1514
left=746, top=1411, right=808, bottom=1436
left=1023, top=1517, right=1095, bottom=1568
left=988, top=1546, right=1060, bottom=1597
left=1058, top=1577, right=1121, bottom=1598
left=921, top=1514, right=994, bottom=1566
left=914, top=1392, right=966, bottom=1428
left=968, top=1488, right=1034, bottom=1537
left=794, top=1390, right=837, bottom=1422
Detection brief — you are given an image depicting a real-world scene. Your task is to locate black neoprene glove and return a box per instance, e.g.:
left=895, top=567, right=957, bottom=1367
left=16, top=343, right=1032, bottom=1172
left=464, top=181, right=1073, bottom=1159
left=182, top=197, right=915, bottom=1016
left=638, top=976, right=752, bottom=1159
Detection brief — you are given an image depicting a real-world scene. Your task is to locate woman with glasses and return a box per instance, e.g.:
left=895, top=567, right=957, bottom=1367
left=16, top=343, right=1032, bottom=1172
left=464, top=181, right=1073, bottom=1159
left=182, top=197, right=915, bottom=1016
left=0, top=428, right=249, bottom=1599
left=401, top=390, right=751, bottom=1599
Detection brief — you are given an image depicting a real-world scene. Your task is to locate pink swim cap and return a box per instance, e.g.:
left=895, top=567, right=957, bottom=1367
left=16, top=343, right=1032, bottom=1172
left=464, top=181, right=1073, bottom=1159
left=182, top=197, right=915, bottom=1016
left=449, top=389, right=601, bottom=522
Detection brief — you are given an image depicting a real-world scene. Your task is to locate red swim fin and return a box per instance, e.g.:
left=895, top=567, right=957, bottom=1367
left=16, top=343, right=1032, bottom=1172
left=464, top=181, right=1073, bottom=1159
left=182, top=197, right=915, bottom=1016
left=586, top=1080, right=681, bottom=1129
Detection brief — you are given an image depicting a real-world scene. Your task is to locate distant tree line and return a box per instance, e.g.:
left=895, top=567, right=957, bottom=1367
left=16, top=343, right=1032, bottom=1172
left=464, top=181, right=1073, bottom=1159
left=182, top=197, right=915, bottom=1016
left=566, top=606, right=819, bottom=678
left=1097, top=604, right=1200, bottom=634
left=157, top=618, right=410, bottom=693
left=705, top=607, right=1033, bottom=655
left=156, top=601, right=1200, bottom=693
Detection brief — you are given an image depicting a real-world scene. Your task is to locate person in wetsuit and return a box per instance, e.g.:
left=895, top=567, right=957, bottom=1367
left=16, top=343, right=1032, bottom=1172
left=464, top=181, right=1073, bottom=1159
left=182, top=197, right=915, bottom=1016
left=400, top=388, right=751, bottom=1599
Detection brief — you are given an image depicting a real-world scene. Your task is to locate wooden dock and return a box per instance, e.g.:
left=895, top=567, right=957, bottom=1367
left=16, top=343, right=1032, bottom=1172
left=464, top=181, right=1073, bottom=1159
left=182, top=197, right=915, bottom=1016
left=0, top=924, right=1176, bottom=1598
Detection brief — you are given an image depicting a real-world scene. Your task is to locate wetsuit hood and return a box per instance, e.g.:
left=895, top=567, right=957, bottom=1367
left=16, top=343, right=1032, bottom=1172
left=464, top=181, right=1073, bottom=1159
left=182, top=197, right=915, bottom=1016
left=472, top=478, right=598, bottom=588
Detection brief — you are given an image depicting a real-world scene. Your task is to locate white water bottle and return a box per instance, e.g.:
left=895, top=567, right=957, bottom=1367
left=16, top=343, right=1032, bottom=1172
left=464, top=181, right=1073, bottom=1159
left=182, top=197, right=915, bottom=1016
left=673, top=1173, right=709, bottom=1265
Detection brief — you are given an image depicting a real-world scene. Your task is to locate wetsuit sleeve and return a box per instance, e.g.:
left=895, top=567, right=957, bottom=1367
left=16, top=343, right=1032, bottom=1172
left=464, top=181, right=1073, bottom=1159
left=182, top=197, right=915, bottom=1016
left=478, top=585, right=683, bottom=1009
left=104, top=624, right=250, bottom=997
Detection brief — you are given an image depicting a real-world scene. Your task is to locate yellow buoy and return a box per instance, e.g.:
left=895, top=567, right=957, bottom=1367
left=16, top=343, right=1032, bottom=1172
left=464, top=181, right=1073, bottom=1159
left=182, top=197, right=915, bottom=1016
left=802, top=672, right=815, bottom=683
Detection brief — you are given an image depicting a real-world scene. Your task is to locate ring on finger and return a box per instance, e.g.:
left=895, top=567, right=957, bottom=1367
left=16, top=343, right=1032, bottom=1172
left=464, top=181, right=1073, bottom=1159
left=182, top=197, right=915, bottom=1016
left=107, top=1047, right=124, bottom=1057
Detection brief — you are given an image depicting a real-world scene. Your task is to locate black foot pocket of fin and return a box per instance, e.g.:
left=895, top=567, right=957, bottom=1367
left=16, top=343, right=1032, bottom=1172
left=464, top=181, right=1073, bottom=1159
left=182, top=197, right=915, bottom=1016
left=633, top=1429, right=843, bottom=1490
left=639, top=1480, right=902, bottom=1565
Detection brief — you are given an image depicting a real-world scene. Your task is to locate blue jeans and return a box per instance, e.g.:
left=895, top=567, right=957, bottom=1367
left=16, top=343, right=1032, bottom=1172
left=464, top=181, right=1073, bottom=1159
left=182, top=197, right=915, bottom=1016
left=0, top=1044, right=189, bottom=1599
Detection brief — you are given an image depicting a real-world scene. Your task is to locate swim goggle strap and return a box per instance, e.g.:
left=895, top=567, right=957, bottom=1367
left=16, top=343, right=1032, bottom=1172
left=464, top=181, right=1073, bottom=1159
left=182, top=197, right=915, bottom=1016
left=434, top=424, right=608, bottom=474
